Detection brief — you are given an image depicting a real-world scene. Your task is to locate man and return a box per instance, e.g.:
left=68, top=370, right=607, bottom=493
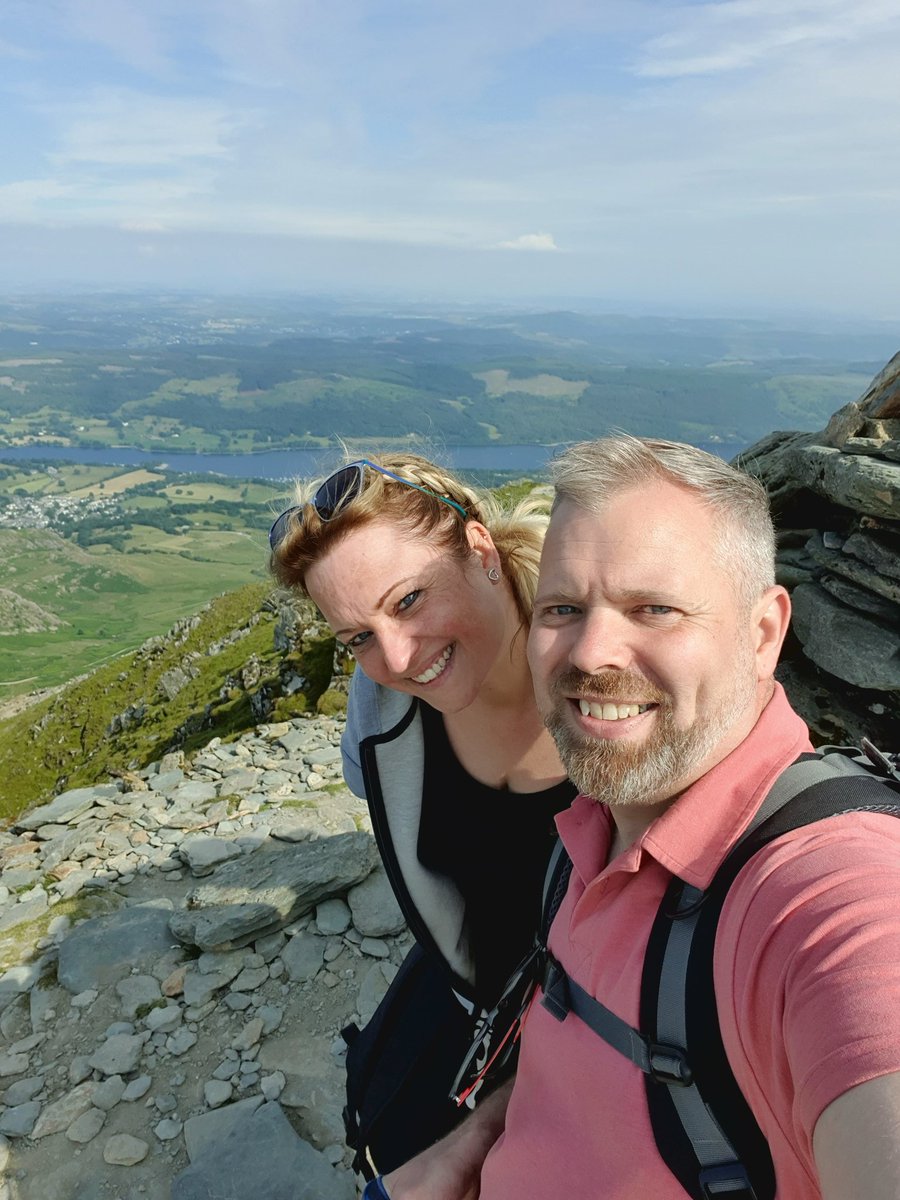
left=382, top=436, right=900, bottom=1200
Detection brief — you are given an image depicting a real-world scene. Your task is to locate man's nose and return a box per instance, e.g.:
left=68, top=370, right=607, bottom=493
left=566, top=610, right=633, bottom=675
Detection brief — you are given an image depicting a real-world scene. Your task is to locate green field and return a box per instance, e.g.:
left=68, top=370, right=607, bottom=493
left=0, top=465, right=289, bottom=696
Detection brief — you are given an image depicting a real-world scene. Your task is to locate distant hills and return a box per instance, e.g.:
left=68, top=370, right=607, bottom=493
left=0, top=295, right=894, bottom=453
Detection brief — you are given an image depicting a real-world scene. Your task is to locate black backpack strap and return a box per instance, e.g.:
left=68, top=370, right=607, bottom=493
left=540, top=836, right=573, bottom=937
left=534, top=747, right=900, bottom=1200
left=449, top=837, right=574, bottom=1108
left=641, top=749, right=900, bottom=1200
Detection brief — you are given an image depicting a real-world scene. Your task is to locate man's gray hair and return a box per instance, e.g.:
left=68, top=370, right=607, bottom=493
left=550, top=435, right=776, bottom=608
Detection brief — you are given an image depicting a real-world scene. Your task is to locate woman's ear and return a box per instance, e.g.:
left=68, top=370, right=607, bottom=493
left=465, top=520, right=500, bottom=571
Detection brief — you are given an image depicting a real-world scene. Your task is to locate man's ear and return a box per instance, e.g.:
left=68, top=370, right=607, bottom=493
left=753, top=586, right=791, bottom=680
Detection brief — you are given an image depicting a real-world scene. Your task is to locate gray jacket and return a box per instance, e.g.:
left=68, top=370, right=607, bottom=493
left=342, top=668, right=476, bottom=992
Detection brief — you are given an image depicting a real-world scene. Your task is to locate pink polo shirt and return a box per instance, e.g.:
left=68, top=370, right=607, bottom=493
left=479, top=685, right=900, bottom=1198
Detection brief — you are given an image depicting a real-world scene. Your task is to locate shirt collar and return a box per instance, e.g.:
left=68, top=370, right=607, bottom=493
left=556, top=684, right=813, bottom=891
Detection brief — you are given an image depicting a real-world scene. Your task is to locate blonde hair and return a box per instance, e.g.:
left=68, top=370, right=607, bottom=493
left=551, top=435, right=775, bottom=608
left=270, top=453, right=549, bottom=622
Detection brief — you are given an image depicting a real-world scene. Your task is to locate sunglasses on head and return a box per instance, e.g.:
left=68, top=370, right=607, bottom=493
left=268, top=458, right=467, bottom=551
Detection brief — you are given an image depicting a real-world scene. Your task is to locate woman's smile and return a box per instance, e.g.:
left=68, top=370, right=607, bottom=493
left=411, top=644, right=454, bottom=684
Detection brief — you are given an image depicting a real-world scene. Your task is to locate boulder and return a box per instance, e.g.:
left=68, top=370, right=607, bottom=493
left=172, top=1101, right=355, bottom=1200
left=57, top=901, right=176, bottom=993
left=169, top=832, right=377, bottom=951
left=740, top=353, right=900, bottom=744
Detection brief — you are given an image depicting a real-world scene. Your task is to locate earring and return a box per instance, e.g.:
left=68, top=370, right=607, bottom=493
left=487, top=567, right=500, bottom=582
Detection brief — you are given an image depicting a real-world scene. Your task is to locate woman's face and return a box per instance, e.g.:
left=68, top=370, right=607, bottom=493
left=305, top=516, right=514, bottom=712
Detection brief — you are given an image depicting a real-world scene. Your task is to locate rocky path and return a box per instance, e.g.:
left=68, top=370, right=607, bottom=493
left=0, top=714, right=412, bottom=1200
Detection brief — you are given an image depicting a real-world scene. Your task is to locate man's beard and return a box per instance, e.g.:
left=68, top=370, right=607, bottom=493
left=544, top=665, right=754, bottom=809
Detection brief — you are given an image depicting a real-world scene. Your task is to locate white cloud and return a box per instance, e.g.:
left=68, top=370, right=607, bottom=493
left=120, top=219, right=167, bottom=232
left=637, top=0, right=900, bottom=77
left=47, top=91, right=243, bottom=167
left=497, top=233, right=559, bottom=252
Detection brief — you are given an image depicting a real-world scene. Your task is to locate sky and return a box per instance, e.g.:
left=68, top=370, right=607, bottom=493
left=1, top=0, right=899, bottom=316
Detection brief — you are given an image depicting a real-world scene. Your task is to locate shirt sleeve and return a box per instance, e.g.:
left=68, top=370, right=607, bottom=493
left=716, top=812, right=900, bottom=1166
left=340, top=666, right=370, bottom=797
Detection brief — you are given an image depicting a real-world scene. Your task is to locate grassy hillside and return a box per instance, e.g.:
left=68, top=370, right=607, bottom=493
left=0, top=463, right=288, bottom=695
left=0, top=584, right=337, bottom=822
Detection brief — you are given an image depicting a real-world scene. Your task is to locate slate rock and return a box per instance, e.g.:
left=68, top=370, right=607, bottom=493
left=204, top=1080, right=233, bottom=1108
left=66, top=1106, right=106, bottom=1143
left=0, top=893, right=49, bottom=934
left=90, top=1033, right=148, bottom=1076
left=347, top=866, right=406, bottom=936
left=793, top=443, right=900, bottom=521
left=169, top=782, right=218, bottom=807
left=115, top=974, right=162, bottom=1019
left=104, top=1133, right=150, bottom=1165
left=144, top=1003, right=183, bottom=1033
left=806, top=537, right=900, bottom=606
left=231, top=965, right=268, bottom=992
left=16, top=785, right=119, bottom=832
left=31, top=1081, right=97, bottom=1138
left=41, top=826, right=93, bottom=873
left=0, top=1101, right=41, bottom=1138
left=791, top=584, right=900, bottom=690
left=58, top=900, right=176, bottom=993
left=168, top=1029, right=198, bottom=1057
left=819, top=573, right=900, bottom=623
left=315, top=898, right=352, bottom=935
left=150, top=769, right=185, bottom=792
left=172, top=1101, right=355, bottom=1200
left=842, top=529, right=900, bottom=582
left=169, top=832, right=377, bottom=951
left=183, top=1095, right=264, bottom=1162
left=0, top=962, right=44, bottom=1008
left=254, top=930, right=286, bottom=961
left=181, top=837, right=244, bottom=877
left=155, top=1117, right=183, bottom=1141
left=93, top=1074, right=127, bottom=1110
left=2, top=1076, right=44, bottom=1106
left=257, top=1004, right=284, bottom=1035
left=0, top=1053, right=29, bottom=1078
left=218, top=768, right=262, bottom=793
left=281, top=933, right=325, bottom=983
left=122, top=1075, right=152, bottom=1102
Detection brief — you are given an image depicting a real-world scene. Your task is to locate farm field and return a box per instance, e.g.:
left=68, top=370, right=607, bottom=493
left=0, top=463, right=288, bottom=697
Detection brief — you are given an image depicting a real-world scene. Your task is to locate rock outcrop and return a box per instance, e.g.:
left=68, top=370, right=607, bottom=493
left=738, top=351, right=900, bottom=744
left=0, top=711, right=409, bottom=1200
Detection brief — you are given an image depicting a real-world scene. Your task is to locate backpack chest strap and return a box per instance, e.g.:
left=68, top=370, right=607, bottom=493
left=540, top=936, right=760, bottom=1199
left=541, top=952, right=692, bottom=1086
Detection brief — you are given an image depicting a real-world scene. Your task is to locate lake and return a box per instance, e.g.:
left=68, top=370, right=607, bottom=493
left=0, top=441, right=743, bottom=480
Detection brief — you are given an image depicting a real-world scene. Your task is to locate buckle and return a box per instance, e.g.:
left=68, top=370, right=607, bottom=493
left=699, top=1163, right=758, bottom=1199
left=539, top=956, right=570, bottom=1023
left=648, top=1042, right=693, bottom=1086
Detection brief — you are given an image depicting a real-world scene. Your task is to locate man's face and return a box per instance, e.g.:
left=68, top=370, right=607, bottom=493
left=527, top=482, right=773, bottom=810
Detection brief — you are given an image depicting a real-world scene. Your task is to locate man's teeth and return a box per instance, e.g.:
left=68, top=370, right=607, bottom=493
left=413, top=646, right=453, bottom=684
left=578, top=700, right=651, bottom=721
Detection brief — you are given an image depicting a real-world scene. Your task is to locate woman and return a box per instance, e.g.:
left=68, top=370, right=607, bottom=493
left=269, top=454, right=574, bottom=1177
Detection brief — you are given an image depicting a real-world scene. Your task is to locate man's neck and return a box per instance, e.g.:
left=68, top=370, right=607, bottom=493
left=606, top=798, right=674, bottom=863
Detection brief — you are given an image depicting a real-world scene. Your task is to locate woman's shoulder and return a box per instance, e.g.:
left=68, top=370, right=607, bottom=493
left=345, top=669, right=418, bottom=741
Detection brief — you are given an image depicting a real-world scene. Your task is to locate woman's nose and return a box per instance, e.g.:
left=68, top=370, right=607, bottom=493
left=379, top=628, right=417, bottom=676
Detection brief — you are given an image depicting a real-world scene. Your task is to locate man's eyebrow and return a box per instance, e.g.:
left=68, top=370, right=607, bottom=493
left=614, top=588, right=683, bottom=605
